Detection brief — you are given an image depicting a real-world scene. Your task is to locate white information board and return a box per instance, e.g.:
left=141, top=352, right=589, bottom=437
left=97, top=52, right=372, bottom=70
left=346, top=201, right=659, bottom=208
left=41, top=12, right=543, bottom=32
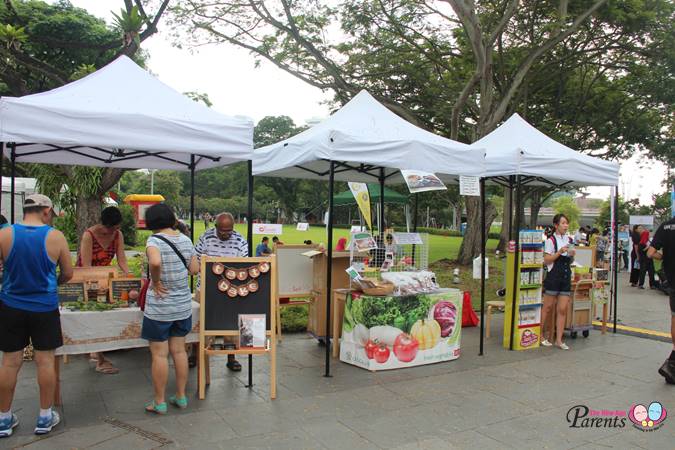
left=296, top=222, right=309, bottom=231
left=573, top=247, right=595, bottom=268
left=629, top=215, right=654, bottom=226
left=276, top=245, right=316, bottom=297
left=253, top=223, right=283, bottom=235
left=459, top=176, right=480, bottom=196
left=392, top=232, right=423, bottom=245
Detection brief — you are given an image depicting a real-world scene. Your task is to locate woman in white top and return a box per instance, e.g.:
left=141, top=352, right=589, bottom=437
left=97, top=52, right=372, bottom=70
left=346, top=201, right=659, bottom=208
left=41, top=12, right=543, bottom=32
left=540, top=214, right=576, bottom=350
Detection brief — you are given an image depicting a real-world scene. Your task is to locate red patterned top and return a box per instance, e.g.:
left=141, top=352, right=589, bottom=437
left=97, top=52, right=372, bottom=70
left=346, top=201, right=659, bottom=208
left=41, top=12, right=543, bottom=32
left=76, top=229, right=119, bottom=267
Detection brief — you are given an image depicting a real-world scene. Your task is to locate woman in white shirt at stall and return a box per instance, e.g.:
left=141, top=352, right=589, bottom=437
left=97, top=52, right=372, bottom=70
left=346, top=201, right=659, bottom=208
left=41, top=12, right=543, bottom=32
left=540, top=214, right=576, bottom=350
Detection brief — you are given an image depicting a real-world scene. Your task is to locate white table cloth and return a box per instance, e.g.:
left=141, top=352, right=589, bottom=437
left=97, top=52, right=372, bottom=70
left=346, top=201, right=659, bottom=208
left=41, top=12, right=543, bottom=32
left=56, top=301, right=200, bottom=355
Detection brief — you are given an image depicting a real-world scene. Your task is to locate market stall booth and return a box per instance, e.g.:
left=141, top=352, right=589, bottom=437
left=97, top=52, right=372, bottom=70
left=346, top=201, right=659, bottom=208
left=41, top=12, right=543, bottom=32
left=0, top=55, right=255, bottom=400
left=472, top=114, right=620, bottom=352
left=253, top=90, right=485, bottom=375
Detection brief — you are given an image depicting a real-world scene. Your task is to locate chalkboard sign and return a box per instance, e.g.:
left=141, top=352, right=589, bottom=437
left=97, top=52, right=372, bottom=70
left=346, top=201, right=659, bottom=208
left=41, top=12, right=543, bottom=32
left=109, top=278, right=143, bottom=303
left=201, top=257, right=275, bottom=331
left=58, top=282, right=87, bottom=303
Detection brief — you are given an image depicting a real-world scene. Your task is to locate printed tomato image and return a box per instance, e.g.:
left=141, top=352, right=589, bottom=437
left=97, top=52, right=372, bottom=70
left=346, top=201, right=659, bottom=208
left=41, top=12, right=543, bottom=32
left=365, top=339, right=378, bottom=360
left=393, top=333, right=419, bottom=363
left=374, top=345, right=390, bottom=363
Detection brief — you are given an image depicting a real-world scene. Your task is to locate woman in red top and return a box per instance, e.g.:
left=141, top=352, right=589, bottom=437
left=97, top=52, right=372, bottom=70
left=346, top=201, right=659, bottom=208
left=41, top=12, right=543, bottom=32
left=77, top=206, right=129, bottom=374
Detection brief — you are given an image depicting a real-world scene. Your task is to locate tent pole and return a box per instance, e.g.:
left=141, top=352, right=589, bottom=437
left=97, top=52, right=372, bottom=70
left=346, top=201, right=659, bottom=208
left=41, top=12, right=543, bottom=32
left=507, top=175, right=515, bottom=240
left=247, top=160, right=254, bottom=387
left=189, top=155, right=196, bottom=292
left=412, top=194, right=418, bottom=265
left=379, top=168, right=385, bottom=237
left=10, top=144, right=16, bottom=224
left=612, top=186, right=619, bottom=333
left=325, top=161, right=335, bottom=377
left=0, top=142, right=4, bottom=214
left=509, top=175, right=522, bottom=350
left=479, top=177, right=486, bottom=356
left=247, top=161, right=254, bottom=254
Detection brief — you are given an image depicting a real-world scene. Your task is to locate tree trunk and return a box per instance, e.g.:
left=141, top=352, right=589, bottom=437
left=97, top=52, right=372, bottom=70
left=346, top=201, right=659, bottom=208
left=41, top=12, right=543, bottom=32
left=75, top=196, right=103, bottom=246
left=457, top=197, right=498, bottom=264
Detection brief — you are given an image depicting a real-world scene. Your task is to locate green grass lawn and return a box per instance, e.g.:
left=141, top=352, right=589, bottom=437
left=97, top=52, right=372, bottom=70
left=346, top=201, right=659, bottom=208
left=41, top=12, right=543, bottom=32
left=135, top=222, right=498, bottom=264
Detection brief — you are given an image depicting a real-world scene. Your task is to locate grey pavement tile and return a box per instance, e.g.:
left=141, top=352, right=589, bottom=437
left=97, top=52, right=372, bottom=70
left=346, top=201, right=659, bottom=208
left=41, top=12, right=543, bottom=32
left=61, top=393, right=109, bottom=429
left=301, top=416, right=380, bottom=450
left=217, top=402, right=303, bottom=437
left=12, top=423, right=128, bottom=450
left=217, top=428, right=326, bottom=450
left=87, top=429, right=160, bottom=450
left=389, top=430, right=510, bottom=450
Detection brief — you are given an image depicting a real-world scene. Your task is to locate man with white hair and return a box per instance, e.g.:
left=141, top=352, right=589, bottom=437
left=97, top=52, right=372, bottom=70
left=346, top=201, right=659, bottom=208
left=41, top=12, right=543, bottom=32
left=194, top=212, right=248, bottom=371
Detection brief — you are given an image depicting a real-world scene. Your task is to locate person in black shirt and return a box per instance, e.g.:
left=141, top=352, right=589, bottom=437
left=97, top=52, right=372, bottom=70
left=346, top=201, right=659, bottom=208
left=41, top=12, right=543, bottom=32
left=648, top=217, right=675, bottom=384
left=630, top=225, right=642, bottom=286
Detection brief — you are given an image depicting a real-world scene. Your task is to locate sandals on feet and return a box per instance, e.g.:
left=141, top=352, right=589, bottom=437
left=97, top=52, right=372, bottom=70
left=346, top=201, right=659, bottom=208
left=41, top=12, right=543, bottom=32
left=95, top=361, right=119, bottom=374
left=169, top=395, right=188, bottom=409
left=226, top=359, right=242, bottom=372
left=556, top=342, right=570, bottom=350
left=144, top=401, right=167, bottom=415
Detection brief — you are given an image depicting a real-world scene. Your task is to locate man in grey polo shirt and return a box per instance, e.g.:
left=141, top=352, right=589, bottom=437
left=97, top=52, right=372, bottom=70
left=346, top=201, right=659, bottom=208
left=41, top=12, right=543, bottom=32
left=195, top=212, right=248, bottom=371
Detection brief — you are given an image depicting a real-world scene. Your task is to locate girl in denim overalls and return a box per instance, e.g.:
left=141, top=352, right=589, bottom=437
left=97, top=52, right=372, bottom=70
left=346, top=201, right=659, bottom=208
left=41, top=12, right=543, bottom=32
left=540, top=214, right=575, bottom=350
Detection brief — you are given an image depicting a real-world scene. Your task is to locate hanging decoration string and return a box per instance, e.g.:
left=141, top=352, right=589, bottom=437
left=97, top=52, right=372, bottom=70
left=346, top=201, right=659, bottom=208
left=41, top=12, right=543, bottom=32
left=212, top=262, right=270, bottom=298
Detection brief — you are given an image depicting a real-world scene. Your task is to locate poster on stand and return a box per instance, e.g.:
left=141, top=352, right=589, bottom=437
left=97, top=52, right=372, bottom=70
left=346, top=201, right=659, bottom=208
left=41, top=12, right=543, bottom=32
left=459, top=176, right=481, bottom=196
left=296, top=222, right=309, bottom=231
left=340, top=289, right=462, bottom=371
left=401, top=170, right=447, bottom=193
left=351, top=232, right=378, bottom=252
left=253, top=223, right=283, bottom=235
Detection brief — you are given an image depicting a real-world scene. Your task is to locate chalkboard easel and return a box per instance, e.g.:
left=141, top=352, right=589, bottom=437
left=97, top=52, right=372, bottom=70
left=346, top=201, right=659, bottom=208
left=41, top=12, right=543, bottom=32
left=58, top=282, right=87, bottom=303
left=198, top=256, right=277, bottom=400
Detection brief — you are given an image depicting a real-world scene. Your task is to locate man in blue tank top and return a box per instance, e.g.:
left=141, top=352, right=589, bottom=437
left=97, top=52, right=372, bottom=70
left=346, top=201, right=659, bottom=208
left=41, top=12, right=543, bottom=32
left=0, top=194, right=73, bottom=438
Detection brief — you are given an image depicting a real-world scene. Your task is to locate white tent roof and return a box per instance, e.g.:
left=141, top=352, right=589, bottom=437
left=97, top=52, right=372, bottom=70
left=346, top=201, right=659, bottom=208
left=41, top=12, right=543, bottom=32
left=253, top=90, right=484, bottom=183
left=475, top=113, right=619, bottom=186
left=0, top=56, right=253, bottom=171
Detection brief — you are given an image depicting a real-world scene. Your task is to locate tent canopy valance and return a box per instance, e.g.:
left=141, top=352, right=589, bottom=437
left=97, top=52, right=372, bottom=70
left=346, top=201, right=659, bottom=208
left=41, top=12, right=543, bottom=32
left=252, top=90, right=485, bottom=183
left=0, top=56, right=254, bottom=171
left=475, top=113, right=619, bottom=187
left=333, top=183, right=408, bottom=206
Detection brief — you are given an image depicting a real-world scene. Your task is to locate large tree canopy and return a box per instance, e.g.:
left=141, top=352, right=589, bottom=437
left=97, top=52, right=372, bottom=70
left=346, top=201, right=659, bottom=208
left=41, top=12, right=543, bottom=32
left=169, top=0, right=674, bottom=262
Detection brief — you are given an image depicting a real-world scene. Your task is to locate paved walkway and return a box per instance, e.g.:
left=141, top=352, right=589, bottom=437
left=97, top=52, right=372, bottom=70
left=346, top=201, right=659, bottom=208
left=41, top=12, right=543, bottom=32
left=613, top=272, right=672, bottom=335
left=3, top=313, right=674, bottom=449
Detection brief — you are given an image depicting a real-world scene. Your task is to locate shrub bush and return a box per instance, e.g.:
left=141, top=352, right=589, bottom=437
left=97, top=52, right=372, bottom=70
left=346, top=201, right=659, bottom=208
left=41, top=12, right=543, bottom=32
left=280, top=305, right=308, bottom=332
left=118, top=204, right=138, bottom=247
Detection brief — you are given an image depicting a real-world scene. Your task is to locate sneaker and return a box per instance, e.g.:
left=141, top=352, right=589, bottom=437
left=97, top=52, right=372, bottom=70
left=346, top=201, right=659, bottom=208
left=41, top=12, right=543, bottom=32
left=541, top=339, right=553, bottom=347
left=0, top=414, right=19, bottom=438
left=556, top=342, right=570, bottom=350
left=658, top=359, right=675, bottom=384
left=34, top=410, right=60, bottom=435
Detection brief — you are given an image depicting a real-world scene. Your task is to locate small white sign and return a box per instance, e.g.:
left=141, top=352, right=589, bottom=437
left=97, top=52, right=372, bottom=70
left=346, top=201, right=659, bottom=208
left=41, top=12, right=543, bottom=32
left=253, top=223, right=283, bottom=235
left=296, top=222, right=309, bottom=231
left=459, top=175, right=481, bottom=196
left=629, top=215, right=654, bottom=226
left=392, top=232, right=423, bottom=245
left=350, top=225, right=366, bottom=232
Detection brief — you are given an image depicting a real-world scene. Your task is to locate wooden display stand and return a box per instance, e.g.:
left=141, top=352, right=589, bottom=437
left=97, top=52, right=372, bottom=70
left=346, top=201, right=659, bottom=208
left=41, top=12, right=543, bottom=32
left=198, top=256, right=277, bottom=400
left=307, top=251, right=352, bottom=340
left=331, top=288, right=354, bottom=358
left=274, top=244, right=317, bottom=340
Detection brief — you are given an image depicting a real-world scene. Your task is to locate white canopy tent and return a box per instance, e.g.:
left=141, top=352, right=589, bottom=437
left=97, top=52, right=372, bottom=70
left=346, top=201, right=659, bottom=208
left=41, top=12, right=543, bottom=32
left=471, top=113, right=621, bottom=353
left=0, top=55, right=254, bottom=248
left=475, top=113, right=619, bottom=187
left=253, top=90, right=485, bottom=183
left=253, top=90, right=486, bottom=376
left=0, top=55, right=253, bottom=171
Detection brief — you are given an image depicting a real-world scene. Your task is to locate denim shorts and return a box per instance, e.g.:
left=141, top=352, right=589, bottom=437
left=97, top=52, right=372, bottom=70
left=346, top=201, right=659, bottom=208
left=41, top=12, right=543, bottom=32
left=141, top=316, right=192, bottom=342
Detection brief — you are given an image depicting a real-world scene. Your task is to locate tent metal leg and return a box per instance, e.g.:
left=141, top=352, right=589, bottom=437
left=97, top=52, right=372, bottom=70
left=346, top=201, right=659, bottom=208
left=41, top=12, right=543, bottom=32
left=509, top=176, right=522, bottom=350
left=479, top=177, right=486, bottom=356
left=10, top=144, right=16, bottom=224
left=189, top=155, right=195, bottom=291
left=612, top=186, right=619, bottom=333
left=324, top=161, right=335, bottom=377
left=247, top=160, right=254, bottom=387
left=379, top=168, right=385, bottom=237
left=507, top=176, right=515, bottom=240
left=247, top=160, right=254, bottom=253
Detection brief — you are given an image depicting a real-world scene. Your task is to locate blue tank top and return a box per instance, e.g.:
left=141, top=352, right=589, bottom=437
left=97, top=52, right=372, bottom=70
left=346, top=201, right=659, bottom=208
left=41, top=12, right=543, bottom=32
left=0, top=224, right=58, bottom=312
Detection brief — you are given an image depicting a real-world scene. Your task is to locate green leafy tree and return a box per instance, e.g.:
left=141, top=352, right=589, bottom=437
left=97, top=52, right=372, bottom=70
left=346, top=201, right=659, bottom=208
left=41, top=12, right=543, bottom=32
left=554, top=196, right=581, bottom=231
left=169, top=0, right=673, bottom=263
left=1, top=0, right=170, bottom=243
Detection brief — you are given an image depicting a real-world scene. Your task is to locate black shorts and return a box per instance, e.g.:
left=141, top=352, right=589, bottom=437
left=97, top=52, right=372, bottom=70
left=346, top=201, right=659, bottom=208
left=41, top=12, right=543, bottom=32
left=0, top=301, right=63, bottom=352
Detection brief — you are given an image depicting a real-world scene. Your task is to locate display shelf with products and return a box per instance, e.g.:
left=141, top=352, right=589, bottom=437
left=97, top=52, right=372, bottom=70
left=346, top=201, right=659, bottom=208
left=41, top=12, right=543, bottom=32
left=503, top=230, right=544, bottom=350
